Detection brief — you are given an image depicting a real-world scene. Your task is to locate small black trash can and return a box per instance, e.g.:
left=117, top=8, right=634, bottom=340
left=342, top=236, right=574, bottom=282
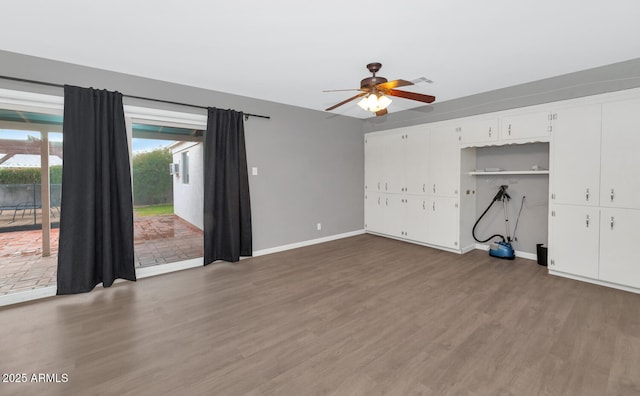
left=536, top=243, right=548, bottom=266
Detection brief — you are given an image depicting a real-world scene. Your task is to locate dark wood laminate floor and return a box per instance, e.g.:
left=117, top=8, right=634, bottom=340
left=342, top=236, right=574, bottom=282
left=1, top=234, right=639, bottom=395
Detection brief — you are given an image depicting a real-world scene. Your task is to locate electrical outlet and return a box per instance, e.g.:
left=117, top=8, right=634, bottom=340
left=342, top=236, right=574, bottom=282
left=317, top=223, right=322, bottom=231
left=251, top=167, right=258, bottom=176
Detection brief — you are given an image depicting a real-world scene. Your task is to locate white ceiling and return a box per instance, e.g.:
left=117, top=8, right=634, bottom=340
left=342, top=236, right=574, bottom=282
left=1, top=0, right=639, bottom=118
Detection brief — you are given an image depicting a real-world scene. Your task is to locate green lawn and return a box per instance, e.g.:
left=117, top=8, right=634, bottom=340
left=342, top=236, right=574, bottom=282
left=134, top=204, right=174, bottom=216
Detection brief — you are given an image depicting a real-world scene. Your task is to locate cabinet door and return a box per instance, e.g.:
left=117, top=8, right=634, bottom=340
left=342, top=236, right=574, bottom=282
left=601, top=99, right=640, bottom=209
left=549, top=205, right=599, bottom=279
left=383, top=133, right=406, bottom=194
left=364, top=192, right=384, bottom=233
left=500, top=111, right=551, bottom=141
left=429, top=126, right=459, bottom=197
left=427, top=197, right=459, bottom=249
left=364, top=134, right=385, bottom=193
left=599, top=208, right=640, bottom=288
left=404, top=196, right=430, bottom=243
left=382, top=194, right=405, bottom=238
left=404, top=128, right=430, bottom=195
left=457, top=118, right=498, bottom=146
left=552, top=105, right=601, bottom=206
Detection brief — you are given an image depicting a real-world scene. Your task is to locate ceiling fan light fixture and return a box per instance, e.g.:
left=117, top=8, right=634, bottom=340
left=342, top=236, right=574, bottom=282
left=358, top=93, right=392, bottom=113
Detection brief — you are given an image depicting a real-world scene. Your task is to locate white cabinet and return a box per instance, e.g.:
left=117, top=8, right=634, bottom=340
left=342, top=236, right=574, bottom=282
left=548, top=97, right=640, bottom=292
left=599, top=208, right=640, bottom=288
left=364, top=192, right=384, bottom=234
left=364, top=134, right=385, bottom=193
left=427, top=197, right=459, bottom=249
left=457, top=118, right=498, bottom=146
left=429, top=125, right=459, bottom=197
left=500, top=111, right=552, bottom=141
left=404, top=130, right=430, bottom=195
left=404, top=196, right=430, bottom=243
left=549, top=205, right=599, bottom=279
left=551, top=105, right=601, bottom=206
left=364, top=124, right=461, bottom=251
left=600, top=99, right=640, bottom=209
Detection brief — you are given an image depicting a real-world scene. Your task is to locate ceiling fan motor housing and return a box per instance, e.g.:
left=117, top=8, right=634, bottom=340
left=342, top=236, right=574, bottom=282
left=361, top=62, right=387, bottom=89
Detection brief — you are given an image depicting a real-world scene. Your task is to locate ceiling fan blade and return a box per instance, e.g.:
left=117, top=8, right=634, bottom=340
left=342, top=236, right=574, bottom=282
left=375, top=109, right=388, bottom=117
left=325, top=92, right=367, bottom=111
left=386, top=89, right=436, bottom=104
left=376, top=79, right=414, bottom=90
left=323, top=88, right=362, bottom=92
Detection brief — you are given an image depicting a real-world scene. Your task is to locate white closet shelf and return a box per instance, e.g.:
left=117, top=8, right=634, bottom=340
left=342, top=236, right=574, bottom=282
left=468, top=170, right=549, bottom=176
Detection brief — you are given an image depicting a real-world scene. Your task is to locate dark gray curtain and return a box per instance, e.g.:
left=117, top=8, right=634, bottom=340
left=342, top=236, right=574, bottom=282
left=57, top=85, right=136, bottom=294
left=204, top=108, right=252, bottom=264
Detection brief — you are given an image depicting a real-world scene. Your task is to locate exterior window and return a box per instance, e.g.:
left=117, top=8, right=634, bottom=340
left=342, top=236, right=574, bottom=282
left=182, top=152, right=189, bottom=184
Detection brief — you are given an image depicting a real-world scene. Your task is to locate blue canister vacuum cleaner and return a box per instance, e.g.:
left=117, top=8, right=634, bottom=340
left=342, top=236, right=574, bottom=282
left=472, top=185, right=525, bottom=260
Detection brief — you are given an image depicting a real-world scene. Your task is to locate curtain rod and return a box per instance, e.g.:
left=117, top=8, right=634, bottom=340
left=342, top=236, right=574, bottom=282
left=0, top=75, right=271, bottom=120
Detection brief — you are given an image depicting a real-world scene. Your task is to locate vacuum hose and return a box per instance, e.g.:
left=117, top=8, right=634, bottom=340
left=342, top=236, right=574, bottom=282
left=472, top=185, right=509, bottom=243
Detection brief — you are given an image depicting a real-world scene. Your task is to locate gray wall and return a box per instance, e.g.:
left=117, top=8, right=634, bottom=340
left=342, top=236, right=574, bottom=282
left=0, top=50, right=365, bottom=252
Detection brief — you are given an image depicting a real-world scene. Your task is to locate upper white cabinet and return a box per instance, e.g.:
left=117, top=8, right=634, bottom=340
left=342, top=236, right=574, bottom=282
left=457, top=118, right=499, bottom=146
left=551, top=105, right=602, bottom=206
left=500, top=111, right=552, bottom=141
left=429, top=125, right=459, bottom=197
left=404, top=129, right=430, bottom=195
left=600, top=99, right=640, bottom=210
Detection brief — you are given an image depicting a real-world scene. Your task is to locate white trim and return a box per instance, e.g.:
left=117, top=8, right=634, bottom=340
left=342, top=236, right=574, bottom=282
left=549, top=270, right=640, bottom=295
left=136, top=258, right=202, bottom=278
left=0, top=286, right=57, bottom=307
left=124, top=105, right=207, bottom=129
left=474, top=243, right=537, bottom=261
left=253, top=230, right=366, bottom=257
left=0, top=88, right=63, bottom=114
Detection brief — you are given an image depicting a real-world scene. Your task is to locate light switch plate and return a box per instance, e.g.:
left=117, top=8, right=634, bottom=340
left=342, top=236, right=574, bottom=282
left=252, top=167, right=258, bottom=176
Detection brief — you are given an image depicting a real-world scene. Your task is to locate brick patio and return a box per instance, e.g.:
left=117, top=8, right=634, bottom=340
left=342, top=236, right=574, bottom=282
left=0, top=214, right=203, bottom=296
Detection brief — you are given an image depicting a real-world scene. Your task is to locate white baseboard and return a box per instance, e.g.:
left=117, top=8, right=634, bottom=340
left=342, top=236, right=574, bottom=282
left=136, top=258, right=202, bottom=278
left=253, top=229, right=366, bottom=257
left=0, top=286, right=57, bottom=307
left=549, top=269, right=640, bottom=295
left=474, top=243, right=537, bottom=261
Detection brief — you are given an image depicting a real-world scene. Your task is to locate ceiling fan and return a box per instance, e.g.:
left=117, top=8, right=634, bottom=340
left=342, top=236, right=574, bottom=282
left=325, top=62, right=436, bottom=116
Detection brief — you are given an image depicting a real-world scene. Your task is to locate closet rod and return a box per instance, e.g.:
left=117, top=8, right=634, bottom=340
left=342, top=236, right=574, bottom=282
left=0, top=75, right=271, bottom=120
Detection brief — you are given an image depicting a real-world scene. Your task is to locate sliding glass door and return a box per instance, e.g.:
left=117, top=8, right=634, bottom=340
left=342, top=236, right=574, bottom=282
left=130, top=121, right=204, bottom=268
left=0, top=109, right=62, bottom=295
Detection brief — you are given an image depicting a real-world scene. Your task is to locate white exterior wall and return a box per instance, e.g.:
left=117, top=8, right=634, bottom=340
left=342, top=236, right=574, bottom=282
left=171, top=141, right=204, bottom=230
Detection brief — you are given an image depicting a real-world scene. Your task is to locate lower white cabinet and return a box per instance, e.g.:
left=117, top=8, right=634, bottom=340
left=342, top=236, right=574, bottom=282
left=365, top=193, right=459, bottom=250
left=426, top=197, right=459, bottom=249
left=549, top=205, right=599, bottom=279
left=599, top=208, right=640, bottom=288
left=364, top=192, right=384, bottom=234
left=549, top=205, right=640, bottom=290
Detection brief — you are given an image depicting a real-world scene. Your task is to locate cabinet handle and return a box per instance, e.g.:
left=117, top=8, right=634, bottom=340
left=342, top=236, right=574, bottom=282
left=488, top=127, right=492, bottom=138
left=610, top=216, right=614, bottom=230
left=385, top=182, right=388, bottom=191
left=377, top=197, right=380, bottom=205
left=378, top=182, right=380, bottom=191
left=423, top=200, right=425, bottom=210
left=385, top=198, right=388, bottom=206
left=610, top=188, right=614, bottom=202
left=433, top=184, right=436, bottom=194
left=433, top=202, right=436, bottom=211
left=422, top=183, right=425, bottom=193
left=586, top=214, right=590, bottom=228
left=585, top=188, right=589, bottom=202
left=508, top=124, right=512, bottom=136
